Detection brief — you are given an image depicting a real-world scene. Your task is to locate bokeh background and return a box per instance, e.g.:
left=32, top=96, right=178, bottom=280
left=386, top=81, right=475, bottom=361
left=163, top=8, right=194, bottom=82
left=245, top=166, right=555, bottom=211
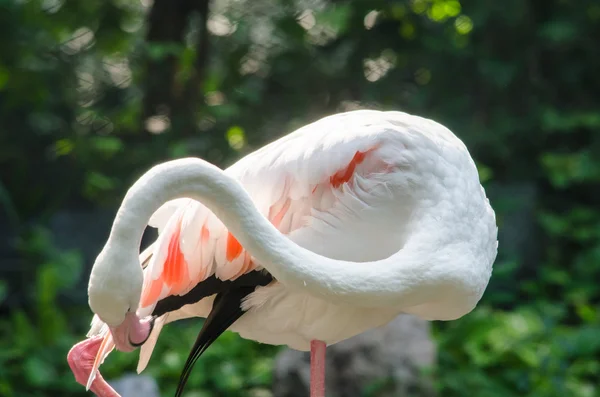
left=1, top=0, right=599, bottom=396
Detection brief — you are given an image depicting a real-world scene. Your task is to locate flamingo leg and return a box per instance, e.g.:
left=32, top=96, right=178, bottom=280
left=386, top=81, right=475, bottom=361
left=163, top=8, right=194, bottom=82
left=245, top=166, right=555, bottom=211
left=310, top=340, right=326, bottom=397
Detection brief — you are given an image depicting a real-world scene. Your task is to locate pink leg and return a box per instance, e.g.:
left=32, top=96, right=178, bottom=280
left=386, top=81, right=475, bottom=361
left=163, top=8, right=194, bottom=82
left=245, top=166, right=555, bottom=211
left=310, top=340, right=326, bottom=397
left=67, top=337, right=121, bottom=397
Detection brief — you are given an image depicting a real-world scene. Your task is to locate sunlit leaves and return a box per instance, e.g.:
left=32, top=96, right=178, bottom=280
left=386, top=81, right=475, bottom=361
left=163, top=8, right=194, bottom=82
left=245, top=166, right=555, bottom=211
left=363, top=49, right=397, bottom=82
left=208, top=14, right=237, bottom=37
left=102, top=55, right=132, bottom=88
left=226, top=125, right=246, bottom=150
left=53, top=139, right=75, bottom=156
left=410, top=0, right=462, bottom=22
left=297, top=9, right=316, bottom=30
left=428, top=0, right=461, bottom=21
left=454, top=15, right=473, bottom=34
left=145, top=115, right=170, bottom=134
left=363, top=10, right=379, bottom=30
left=61, top=27, right=95, bottom=55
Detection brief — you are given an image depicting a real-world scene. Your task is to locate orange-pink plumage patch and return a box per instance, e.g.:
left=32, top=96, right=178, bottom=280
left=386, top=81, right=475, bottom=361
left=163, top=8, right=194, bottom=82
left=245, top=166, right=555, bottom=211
left=330, top=150, right=368, bottom=188
left=226, top=232, right=243, bottom=262
left=141, top=277, right=162, bottom=307
left=269, top=198, right=291, bottom=229
left=201, top=225, right=210, bottom=243
left=163, top=224, right=189, bottom=289
left=140, top=215, right=191, bottom=307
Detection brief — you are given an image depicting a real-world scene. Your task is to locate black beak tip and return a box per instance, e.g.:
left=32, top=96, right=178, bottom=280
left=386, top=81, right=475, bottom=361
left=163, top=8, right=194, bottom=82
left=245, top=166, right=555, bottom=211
left=129, top=316, right=156, bottom=348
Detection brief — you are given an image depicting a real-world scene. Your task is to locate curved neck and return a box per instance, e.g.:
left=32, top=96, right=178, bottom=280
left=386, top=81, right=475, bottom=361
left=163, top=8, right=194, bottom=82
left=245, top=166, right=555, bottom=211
left=108, top=158, right=443, bottom=308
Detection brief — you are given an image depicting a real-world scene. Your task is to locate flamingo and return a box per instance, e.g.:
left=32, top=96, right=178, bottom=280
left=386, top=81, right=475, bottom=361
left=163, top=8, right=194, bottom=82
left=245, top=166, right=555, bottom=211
left=67, top=110, right=498, bottom=397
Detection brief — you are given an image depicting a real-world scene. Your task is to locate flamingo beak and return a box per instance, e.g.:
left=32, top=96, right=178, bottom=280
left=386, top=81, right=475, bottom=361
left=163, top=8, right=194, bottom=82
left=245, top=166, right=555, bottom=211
left=129, top=314, right=156, bottom=347
left=81, top=313, right=155, bottom=392
left=109, top=312, right=155, bottom=352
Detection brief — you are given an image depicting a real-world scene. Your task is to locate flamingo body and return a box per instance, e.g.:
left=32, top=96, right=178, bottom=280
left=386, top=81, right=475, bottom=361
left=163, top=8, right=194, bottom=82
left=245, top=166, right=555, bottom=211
left=72, top=110, right=497, bottom=397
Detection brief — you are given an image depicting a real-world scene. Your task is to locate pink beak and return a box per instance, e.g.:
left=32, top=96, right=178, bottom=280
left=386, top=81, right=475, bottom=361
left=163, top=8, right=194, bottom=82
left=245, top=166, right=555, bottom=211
left=110, top=312, right=155, bottom=352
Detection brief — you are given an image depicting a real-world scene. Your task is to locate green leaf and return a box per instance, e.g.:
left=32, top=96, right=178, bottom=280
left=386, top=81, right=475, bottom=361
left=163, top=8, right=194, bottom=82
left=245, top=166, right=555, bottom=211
left=541, top=109, right=600, bottom=132
left=226, top=125, right=246, bottom=150
left=315, top=4, right=353, bottom=35
left=0, top=64, right=9, bottom=90
left=84, top=171, right=116, bottom=199
left=91, top=136, right=123, bottom=157
left=541, top=151, right=600, bottom=187
left=24, top=357, right=56, bottom=386
left=539, top=20, right=578, bottom=43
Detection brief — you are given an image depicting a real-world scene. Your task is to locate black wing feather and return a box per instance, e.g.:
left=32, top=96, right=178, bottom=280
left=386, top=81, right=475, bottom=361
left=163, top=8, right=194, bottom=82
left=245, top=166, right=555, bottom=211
left=152, top=271, right=272, bottom=317
left=174, top=286, right=256, bottom=397
left=145, top=257, right=273, bottom=397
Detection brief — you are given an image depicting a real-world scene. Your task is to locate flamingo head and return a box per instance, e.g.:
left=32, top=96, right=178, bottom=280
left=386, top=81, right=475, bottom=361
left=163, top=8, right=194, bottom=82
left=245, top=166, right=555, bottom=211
left=87, top=246, right=154, bottom=352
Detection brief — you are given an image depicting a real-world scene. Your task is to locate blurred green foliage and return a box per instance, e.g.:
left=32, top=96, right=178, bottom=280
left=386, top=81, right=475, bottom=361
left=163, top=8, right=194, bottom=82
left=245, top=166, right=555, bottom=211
left=1, top=0, right=599, bottom=396
left=0, top=228, right=277, bottom=397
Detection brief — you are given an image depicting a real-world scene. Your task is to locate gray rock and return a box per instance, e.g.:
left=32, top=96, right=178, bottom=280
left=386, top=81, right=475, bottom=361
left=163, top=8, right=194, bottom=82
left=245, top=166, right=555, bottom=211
left=109, top=374, right=160, bottom=397
left=273, top=314, right=436, bottom=397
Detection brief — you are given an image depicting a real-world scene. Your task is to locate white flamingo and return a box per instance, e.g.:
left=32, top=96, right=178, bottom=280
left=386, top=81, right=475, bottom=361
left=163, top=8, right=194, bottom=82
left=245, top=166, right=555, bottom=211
left=67, top=110, right=498, bottom=397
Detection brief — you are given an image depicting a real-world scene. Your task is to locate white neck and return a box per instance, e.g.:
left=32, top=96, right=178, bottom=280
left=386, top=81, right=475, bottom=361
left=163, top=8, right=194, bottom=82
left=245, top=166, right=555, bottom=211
left=103, top=158, right=467, bottom=309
